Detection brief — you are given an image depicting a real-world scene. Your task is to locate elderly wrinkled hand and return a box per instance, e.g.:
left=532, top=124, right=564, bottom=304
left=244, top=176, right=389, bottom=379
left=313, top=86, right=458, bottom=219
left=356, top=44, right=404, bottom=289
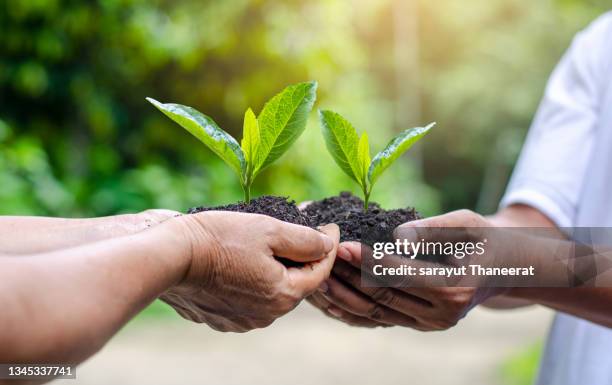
left=161, top=211, right=339, bottom=332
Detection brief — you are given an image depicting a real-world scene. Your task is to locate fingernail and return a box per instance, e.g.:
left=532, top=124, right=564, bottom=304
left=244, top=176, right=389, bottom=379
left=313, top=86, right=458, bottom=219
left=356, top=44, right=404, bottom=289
left=337, top=246, right=352, bottom=262
left=318, top=280, right=329, bottom=293
left=328, top=307, right=343, bottom=318
left=321, top=234, right=334, bottom=253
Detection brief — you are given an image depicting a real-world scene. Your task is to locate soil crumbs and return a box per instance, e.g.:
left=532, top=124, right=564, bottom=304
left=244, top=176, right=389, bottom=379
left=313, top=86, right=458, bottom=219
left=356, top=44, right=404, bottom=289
left=189, top=192, right=420, bottom=244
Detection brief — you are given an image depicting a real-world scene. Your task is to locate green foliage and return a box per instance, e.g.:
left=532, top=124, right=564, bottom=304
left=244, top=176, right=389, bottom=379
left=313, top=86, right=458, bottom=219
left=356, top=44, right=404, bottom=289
left=241, top=108, right=260, bottom=172
left=318, top=110, right=363, bottom=186
left=368, top=123, right=435, bottom=185
left=500, top=342, right=543, bottom=385
left=0, top=0, right=607, bottom=220
left=255, top=81, right=318, bottom=173
left=147, top=82, right=316, bottom=202
left=146, top=99, right=246, bottom=178
left=320, top=110, right=434, bottom=209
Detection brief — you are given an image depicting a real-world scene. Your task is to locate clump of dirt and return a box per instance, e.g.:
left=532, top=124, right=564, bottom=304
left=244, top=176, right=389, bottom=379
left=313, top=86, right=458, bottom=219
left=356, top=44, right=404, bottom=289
left=304, top=191, right=420, bottom=243
left=188, top=195, right=311, bottom=227
left=188, top=192, right=420, bottom=245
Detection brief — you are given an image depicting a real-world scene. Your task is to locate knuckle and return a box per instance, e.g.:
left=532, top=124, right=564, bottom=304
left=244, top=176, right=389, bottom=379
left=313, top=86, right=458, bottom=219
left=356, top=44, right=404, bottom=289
left=434, top=317, right=459, bottom=330
left=432, top=287, right=455, bottom=300
left=452, top=288, right=474, bottom=304
left=254, top=318, right=275, bottom=329
left=366, top=304, right=385, bottom=320
left=463, top=211, right=486, bottom=226
left=333, top=264, right=353, bottom=281
left=260, top=216, right=282, bottom=236
left=412, top=324, right=433, bottom=332
left=438, top=289, right=473, bottom=315
left=465, top=226, right=484, bottom=239
left=261, top=280, right=281, bottom=300
left=271, top=288, right=301, bottom=314
left=455, top=209, right=474, bottom=217
left=370, top=288, right=395, bottom=306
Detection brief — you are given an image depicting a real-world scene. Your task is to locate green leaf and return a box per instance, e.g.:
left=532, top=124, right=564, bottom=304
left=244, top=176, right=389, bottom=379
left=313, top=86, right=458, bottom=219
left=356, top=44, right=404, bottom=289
left=357, top=132, right=371, bottom=187
left=368, top=122, right=435, bottom=185
left=254, top=81, right=317, bottom=175
left=319, top=109, right=365, bottom=189
left=147, top=97, right=246, bottom=179
left=241, top=107, right=259, bottom=171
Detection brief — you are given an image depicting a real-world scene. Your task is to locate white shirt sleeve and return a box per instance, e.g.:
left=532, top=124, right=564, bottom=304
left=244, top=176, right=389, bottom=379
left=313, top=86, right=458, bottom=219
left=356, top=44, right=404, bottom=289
left=500, top=13, right=612, bottom=228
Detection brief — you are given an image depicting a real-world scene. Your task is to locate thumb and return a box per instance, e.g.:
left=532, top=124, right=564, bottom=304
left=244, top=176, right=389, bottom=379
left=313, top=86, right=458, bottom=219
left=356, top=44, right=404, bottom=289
left=268, top=220, right=336, bottom=263
left=287, top=223, right=340, bottom=297
left=393, top=210, right=483, bottom=243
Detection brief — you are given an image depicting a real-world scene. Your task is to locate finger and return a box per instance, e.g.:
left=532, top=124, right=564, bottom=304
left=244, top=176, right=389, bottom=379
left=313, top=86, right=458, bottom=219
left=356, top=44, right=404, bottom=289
left=306, top=293, right=328, bottom=312
left=287, top=224, right=339, bottom=296
left=322, top=275, right=421, bottom=327
left=323, top=275, right=385, bottom=318
left=337, top=241, right=365, bottom=267
left=393, top=210, right=485, bottom=244
left=344, top=239, right=457, bottom=289
left=269, top=220, right=336, bottom=263
left=400, top=209, right=484, bottom=229
left=327, top=307, right=388, bottom=328
left=309, top=292, right=384, bottom=328
left=332, top=260, right=433, bottom=319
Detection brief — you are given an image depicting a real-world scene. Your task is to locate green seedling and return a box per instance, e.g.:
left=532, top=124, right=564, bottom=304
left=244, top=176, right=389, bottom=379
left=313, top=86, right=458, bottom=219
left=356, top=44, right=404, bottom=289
left=147, top=81, right=317, bottom=203
left=319, top=110, right=434, bottom=210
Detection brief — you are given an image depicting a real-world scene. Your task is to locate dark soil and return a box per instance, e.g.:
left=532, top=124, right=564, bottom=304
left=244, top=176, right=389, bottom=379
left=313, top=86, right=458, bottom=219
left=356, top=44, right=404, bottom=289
left=188, top=191, right=420, bottom=245
left=188, top=195, right=311, bottom=227
left=304, top=192, right=420, bottom=243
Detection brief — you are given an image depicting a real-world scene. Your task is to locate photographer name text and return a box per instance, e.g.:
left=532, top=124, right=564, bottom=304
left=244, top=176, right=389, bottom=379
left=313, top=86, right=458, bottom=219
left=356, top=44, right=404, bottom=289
left=371, top=264, right=535, bottom=277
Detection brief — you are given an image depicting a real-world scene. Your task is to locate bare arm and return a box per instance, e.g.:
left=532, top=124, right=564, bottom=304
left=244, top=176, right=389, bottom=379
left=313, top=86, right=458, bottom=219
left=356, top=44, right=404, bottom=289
left=397, top=209, right=612, bottom=329
left=0, top=210, right=179, bottom=255
left=0, top=222, right=189, bottom=364
left=0, top=212, right=338, bottom=367
left=310, top=204, right=612, bottom=330
left=481, top=204, right=558, bottom=309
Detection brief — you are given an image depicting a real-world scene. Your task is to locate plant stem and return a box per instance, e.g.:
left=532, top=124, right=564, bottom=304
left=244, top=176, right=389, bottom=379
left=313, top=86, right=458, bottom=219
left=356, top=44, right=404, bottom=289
left=243, top=184, right=251, bottom=204
left=364, top=190, right=371, bottom=212
left=242, top=166, right=253, bottom=204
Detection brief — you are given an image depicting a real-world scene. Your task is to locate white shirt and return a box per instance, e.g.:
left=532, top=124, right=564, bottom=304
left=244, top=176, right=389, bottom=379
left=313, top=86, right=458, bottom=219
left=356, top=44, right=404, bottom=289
left=500, top=12, right=612, bottom=385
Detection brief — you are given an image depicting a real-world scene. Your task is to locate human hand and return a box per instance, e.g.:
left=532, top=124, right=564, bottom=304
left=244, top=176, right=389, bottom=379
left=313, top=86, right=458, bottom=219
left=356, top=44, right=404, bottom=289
left=161, top=211, right=339, bottom=332
left=309, top=210, right=509, bottom=331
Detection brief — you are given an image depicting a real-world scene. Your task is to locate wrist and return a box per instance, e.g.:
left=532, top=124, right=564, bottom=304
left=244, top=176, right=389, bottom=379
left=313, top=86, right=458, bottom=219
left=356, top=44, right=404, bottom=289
left=139, top=209, right=181, bottom=224
left=155, top=213, right=217, bottom=289
left=142, top=216, right=195, bottom=289
left=128, top=209, right=181, bottom=232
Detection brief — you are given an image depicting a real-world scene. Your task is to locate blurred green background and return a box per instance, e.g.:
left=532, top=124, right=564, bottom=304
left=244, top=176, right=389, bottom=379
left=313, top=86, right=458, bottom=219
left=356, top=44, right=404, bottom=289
left=1, top=0, right=608, bottom=219
left=0, top=1, right=608, bottom=384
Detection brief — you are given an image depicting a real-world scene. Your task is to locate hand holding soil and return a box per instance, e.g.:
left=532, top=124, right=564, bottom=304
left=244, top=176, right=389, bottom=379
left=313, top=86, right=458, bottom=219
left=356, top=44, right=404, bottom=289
left=307, top=210, right=505, bottom=331
left=160, top=211, right=339, bottom=332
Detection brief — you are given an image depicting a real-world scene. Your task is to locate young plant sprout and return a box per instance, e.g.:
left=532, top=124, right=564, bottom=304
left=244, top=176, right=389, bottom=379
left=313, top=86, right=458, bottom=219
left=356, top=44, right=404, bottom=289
left=319, top=110, right=434, bottom=210
left=147, top=81, right=317, bottom=203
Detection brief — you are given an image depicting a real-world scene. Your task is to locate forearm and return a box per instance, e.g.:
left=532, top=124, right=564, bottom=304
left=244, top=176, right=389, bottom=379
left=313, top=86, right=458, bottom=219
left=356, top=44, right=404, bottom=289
left=481, top=296, right=534, bottom=309
left=0, top=220, right=190, bottom=364
left=0, top=210, right=179, bottom=255
left=508, top=288, right=612, bottom=327
left=485, top=208, right=612, bottom=325
left=481, top=204, right=559, bottom=309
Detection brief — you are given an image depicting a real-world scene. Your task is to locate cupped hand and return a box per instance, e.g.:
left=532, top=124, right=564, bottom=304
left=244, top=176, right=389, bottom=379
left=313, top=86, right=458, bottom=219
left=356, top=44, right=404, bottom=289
left=309, top=210, right=508, bottom=331
left=160, top=211, right=339, bottom=332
